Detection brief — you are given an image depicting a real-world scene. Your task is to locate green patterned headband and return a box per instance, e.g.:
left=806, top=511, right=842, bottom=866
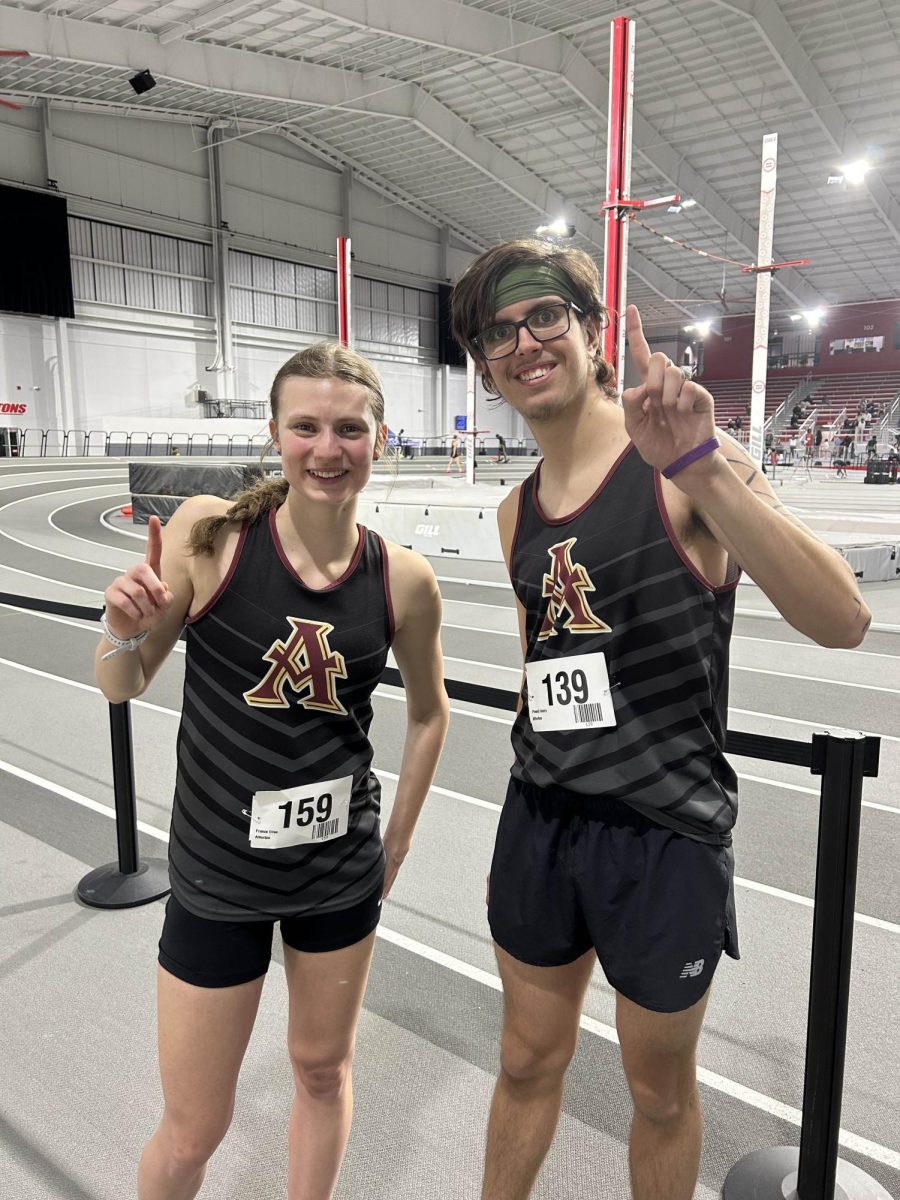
left=492, top=263, right=580, bottom=312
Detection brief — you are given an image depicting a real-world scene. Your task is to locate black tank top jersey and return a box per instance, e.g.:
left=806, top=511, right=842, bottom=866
left=510, top=444, right=740, bottom=844
left=168, top=509, right=393, bottom=921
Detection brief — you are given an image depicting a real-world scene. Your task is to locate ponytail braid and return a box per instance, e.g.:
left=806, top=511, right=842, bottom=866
left=188, top=477, right=289, bottom=556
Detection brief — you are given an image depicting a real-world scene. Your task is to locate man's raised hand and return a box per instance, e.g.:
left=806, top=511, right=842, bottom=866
left=621, top=304, right=718, bottom=479
left=103, top=515, right=173, bottom=639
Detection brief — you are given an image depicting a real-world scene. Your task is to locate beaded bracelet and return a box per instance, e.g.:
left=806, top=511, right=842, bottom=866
left=661, top=437, right=720, bottom=480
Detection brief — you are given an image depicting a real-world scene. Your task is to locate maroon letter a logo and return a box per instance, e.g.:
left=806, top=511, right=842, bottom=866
left=243, top=617, right=348, bottom=713
left=538, top=538, right=611, bottom=641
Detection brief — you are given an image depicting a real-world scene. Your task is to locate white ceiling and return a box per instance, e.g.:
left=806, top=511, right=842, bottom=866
left=2, top=0, right=899, bottom=327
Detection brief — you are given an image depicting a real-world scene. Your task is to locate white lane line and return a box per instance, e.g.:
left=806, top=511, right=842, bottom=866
left=731, top=665, right=900, bottom=695
left=3, top=614, right=900, bottom=751
left=435, top=574, right=508, bottom=590
left=0, top=758, right=167, bottom=841
left=2, top=636, right=896, bottom=816
left=373, top=685, right=514, bottom=726
left=443, top=597, right=515, bottom=613
left=733, top=636, right=899, bottom=661
left=735, top=772, right=898, bottom=814
left=1, top=755, right=898, bottom=1170
left=736, top=608, right=900, bottom=634
left=0, top=471, right=126, bottom=493
left=0, top=563, right=103, bottom=594
left=47, top=497, right=138, bottom=558
left=2, top=657, right=897, bottom=927
left=0, top=484, right=132, bottom=570
left=729, top=706, right=900, bottom=744
left=443, top=621, right=519, bottom=638
left=101, top=506, right=145, bottom=540
left=444, top=654, right=519, bottom=674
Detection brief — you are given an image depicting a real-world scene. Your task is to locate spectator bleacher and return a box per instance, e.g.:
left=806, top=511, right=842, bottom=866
left=702, top=375, right=800, bottom=432
left=800, top=372, right=900, bottom=431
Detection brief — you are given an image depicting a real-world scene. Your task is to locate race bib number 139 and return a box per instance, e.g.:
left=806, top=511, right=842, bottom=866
left=525, top=651, right=616, bottom=732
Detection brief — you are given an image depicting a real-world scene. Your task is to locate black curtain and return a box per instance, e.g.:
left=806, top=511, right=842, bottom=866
left=0, top=184, right=75, bottom=319
left=437, top=282, right=466, bottom=367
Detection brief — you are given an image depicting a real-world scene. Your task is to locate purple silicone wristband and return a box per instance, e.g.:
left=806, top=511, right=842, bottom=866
left=661, top=437, right=720, bottom=480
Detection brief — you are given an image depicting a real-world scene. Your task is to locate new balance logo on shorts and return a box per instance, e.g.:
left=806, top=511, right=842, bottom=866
left=680, top=959, right=705, bottom=979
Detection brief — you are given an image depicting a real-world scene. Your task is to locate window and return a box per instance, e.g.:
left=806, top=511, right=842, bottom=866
left=69, top=217, right=212, bottom=316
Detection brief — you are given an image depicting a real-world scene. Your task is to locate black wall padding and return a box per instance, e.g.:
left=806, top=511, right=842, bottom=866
left=129, top=462, right=264, bottom=524
left=437, top=282, right=467, bottom=368
left=0, top=185, right=75, bottom=319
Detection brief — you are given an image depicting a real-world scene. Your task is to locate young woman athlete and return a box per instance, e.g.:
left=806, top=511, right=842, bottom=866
left=96, top=342, right=449, bottom=1200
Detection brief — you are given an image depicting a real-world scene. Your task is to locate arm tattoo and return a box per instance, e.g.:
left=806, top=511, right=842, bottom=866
left=725, top=455, right=787, bottom=513
left=854, top=598, right=872, bottom=637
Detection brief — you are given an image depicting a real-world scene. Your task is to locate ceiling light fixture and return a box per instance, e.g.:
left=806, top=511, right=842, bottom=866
left=841, top=159, right=870, bottom=185
left=535, top=218, right=575, bottom=238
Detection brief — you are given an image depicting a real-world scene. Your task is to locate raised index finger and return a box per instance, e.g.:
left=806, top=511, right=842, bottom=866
left=145, top=515, right=163, bottom=578
left=625, top=304, right=651, bottom=377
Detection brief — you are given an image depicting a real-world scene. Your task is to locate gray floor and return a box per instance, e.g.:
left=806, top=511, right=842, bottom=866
left=1, top=458, right=899, bottom=1198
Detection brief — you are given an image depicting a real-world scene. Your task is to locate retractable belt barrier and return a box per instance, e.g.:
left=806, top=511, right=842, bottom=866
left=2, top=589, right=886, bottom=1199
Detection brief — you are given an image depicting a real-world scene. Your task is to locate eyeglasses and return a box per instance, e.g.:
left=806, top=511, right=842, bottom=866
left=473, top=301, right=583, bottom=361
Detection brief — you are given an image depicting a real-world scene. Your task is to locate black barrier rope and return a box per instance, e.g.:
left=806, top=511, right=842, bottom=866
left=1, top=589, right=888, bottom=1197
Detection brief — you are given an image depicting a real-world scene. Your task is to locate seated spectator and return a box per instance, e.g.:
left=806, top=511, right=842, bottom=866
left=734, top=415, right=743, bottom=431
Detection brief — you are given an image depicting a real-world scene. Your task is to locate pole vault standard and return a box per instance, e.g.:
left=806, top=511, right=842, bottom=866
left=741, top=139, right=807, bottom=466
left=337, top=236, right=351, bottom=346
left=465, top=354, right=476, bottom=486
left=602, top=16, right=634, bottom=392
left=747, top=136, right=777, bottom=466
left=601, top=22, right=807, bottom=416
left=601, top=17, right=680, bottom=392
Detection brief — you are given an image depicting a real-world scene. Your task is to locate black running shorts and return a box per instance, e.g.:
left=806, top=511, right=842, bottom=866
left=488, top=777, right=739, bottom=1013
left=158, top=888, right=383, bottom=988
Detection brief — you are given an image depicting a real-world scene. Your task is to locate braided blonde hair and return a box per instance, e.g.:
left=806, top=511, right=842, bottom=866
left=188, top=343, right=388, bottom=556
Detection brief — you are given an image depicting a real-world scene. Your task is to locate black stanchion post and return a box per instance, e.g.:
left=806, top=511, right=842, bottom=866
left=110, top=700, right=139, bottom=875
left=722, top=730, right=886, bottom=1200
left=77, top=701, right=170, bottom=909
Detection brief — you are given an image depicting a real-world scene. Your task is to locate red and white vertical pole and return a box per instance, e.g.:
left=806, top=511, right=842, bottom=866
left=603, top=16, right=635, bottom=395
left=749, top=135, right=777, bottom=466
left=337, top=236, right=352, bottom=346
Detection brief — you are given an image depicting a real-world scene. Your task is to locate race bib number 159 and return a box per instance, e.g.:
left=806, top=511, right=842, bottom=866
left=249, top=775, right=352, bottom=849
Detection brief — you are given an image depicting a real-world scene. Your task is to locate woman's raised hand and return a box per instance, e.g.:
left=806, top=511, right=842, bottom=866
left=103, top=515, right=173, bottom=638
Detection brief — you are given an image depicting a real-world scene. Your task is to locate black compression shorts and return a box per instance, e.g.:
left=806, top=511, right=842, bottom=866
left=158, top=887, right=383, bottom=988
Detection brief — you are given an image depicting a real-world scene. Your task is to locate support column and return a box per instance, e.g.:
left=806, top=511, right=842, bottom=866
left=39, top=99, right=58, bottom=190
left=341, top=164, right=354, bottom=241
left=55, top=318, right=74, bottom=431
left=206, top=123, right=235, bottom=401
left=439, top=225, right=452, bottom=444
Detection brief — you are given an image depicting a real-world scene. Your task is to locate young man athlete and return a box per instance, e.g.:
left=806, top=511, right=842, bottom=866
left=450, top=240, right=871, bottom=1200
